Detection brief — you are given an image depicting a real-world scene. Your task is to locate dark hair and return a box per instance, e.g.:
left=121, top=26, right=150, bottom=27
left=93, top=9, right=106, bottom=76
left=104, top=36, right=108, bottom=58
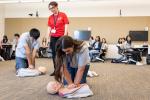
left=14, top=33, right=20, bottom=37
left=3, top=35, right=8, bottom=43
left=29, top=28, right=40, bottom=40
left=54, top=36, right=83, bottom=82
left=49, top=1, right=58, bottom=8
left=42, top=37, right=47, bottom=46
left=118, top=38, right=122, bottom=44
left=96, top=36, right=101, bottom=42
left=126, top=35, right=132, bottom=44
left=90, top=36, right=94, bottom=40
left=102, top=38, right=106, bottom=43
left=122, top=37, right=126, bottom=41
left=42, top=37, right=47, bottom=42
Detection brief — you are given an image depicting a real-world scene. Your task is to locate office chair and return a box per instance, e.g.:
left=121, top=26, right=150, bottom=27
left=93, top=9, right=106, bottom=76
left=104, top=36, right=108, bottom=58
left=116, top=46, right=136, bottom=64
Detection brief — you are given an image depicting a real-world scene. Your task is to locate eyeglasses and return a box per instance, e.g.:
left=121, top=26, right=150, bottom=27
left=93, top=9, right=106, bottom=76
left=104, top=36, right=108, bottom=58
left=49, top=6, right=55, bottom=10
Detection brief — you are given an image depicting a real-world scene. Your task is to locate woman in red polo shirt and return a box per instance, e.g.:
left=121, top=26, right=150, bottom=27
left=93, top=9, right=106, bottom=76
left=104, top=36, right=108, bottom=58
left=47, top=1, right=69, bottom=76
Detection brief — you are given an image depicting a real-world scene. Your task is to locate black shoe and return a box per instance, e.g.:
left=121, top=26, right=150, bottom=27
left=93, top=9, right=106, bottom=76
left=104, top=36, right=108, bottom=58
left=50, top=72, right=55, bottom=76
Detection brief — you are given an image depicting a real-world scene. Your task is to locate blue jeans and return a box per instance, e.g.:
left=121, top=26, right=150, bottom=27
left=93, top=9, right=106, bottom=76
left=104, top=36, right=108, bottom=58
left=63, top=64, right=90, bottom=85
left=16, top=57, right=28, bottom=71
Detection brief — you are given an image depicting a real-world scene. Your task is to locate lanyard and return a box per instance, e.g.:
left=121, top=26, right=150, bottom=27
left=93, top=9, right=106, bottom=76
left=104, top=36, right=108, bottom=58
left=53, top=12, right=59, bottom=27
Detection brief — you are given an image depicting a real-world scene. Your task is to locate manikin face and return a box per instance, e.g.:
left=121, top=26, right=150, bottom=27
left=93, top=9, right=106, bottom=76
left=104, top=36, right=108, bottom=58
left=62, top=47, right=74, bottom=55
left=47, top=81, right=62, bottom=94
left=53, top=82, right=62, bottom=92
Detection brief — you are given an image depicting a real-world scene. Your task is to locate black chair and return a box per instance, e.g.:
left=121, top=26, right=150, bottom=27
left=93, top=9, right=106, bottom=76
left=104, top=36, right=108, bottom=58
left=116, top=46, right=136, bottom=64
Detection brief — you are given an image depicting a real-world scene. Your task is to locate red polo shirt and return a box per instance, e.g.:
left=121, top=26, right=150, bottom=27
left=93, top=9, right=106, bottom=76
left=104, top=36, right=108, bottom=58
left=48, top=12, right=69, bottom=37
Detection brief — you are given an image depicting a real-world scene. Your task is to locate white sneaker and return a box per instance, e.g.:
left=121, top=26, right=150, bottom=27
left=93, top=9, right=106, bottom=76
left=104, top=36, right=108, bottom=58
left=96, top=57, right=104, bottom=62
left=136, top=62, right=143, bottom=66
left=121, top=60, right=128, bottom=63
left=91, top=71, right=98, bottom=76
left=87, top=71, right=94, bottom=77
left=0, top=56, right=5, bottom=61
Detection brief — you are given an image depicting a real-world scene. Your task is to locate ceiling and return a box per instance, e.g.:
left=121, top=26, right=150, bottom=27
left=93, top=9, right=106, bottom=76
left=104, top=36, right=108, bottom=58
left=0, top=0, right=150, bottom=7
left=0, top=0, right=149, bottom=3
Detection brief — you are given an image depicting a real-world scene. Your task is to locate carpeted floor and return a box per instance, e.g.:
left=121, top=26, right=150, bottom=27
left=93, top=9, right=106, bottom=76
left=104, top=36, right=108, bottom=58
left=0, top=58, right=150, bottom=100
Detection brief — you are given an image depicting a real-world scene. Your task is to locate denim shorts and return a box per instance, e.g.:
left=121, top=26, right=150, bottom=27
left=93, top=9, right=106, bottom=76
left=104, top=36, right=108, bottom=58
left=15, top=57, right=28, bottom=71
left=63, top=64, right=90, bottom=85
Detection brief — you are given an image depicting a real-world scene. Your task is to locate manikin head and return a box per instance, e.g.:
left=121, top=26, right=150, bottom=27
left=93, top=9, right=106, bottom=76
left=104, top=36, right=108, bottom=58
left=38, top=67, right=47, bottom=74
left=46, top=81, right=62, bottom=94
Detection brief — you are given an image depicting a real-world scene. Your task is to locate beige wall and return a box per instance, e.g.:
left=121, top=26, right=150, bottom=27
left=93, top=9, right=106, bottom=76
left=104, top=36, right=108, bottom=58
left=5, top=18, right=47, bottom=41
left=5, top=17, right=150, bottom=44
left=0, top=5, right=5, bottom=39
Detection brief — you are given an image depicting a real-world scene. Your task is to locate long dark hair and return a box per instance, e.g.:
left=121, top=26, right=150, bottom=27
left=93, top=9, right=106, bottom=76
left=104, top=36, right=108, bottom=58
left=95, top=36, right=101, bottom=42
left=54, top=36, right=83, bottom=82
left=3, top=35, right=8, bottom=43
left=126, top=35, right=132, bottom=44
left=102, top=38, right=106, bottom=43
left=118, top=38, right=122, bottom=44
left=42, top=37, right=47, bottom=46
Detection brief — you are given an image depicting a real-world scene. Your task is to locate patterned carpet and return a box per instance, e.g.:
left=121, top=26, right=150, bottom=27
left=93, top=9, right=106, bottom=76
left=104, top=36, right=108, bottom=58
left=0, top=58, right=150, bottom=100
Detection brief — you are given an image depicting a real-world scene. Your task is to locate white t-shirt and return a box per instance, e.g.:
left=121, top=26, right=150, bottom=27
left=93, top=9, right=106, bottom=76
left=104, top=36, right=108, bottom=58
left=12, top=39, right=17, bottom=51
left=101, top=43, right=108, bottom=50
left=15, top=32, right=39, bottom=58
left=123, top=41, right=132, bottom=49
left=63, top=42, right=90, bottom=68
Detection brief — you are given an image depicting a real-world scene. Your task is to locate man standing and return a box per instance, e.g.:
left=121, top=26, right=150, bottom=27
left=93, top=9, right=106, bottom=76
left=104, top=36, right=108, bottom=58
left=47, top=1, right=69, bottom=76
left=15, top=28, right=40, bottom=72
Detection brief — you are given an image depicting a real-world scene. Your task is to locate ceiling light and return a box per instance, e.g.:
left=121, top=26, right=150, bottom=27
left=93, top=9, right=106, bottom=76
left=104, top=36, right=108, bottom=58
left=44, top=0, right=68, bottom=2
left=20, top=0, right=43, bottom=3
left=0, top=0, right=19, bottom=3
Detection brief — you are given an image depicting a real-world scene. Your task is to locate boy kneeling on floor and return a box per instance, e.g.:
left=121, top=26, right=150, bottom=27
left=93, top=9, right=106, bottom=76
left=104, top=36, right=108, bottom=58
left=15, top=28, right=43, bottom=77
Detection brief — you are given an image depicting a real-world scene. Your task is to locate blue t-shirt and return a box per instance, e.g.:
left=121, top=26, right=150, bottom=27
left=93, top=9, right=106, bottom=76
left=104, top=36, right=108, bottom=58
left=15, top=32, right=39, bottom=58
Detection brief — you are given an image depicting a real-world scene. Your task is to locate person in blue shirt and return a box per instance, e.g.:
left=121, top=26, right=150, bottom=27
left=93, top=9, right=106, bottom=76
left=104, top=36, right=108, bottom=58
left=15, top=28, right=40, bottom=72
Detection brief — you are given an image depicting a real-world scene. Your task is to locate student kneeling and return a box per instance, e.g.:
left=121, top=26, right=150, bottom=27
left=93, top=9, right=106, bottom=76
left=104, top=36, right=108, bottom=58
left=54, top=36, right=90, bottom=88
left=15, top=28, right=42, bottom=76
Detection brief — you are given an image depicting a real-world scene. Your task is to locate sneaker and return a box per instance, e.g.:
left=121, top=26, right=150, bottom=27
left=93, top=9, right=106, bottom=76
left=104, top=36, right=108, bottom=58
left=96, top=57, right=104, bottom=62
left=0, top=56, right=5, bottom=61
left=87, top=71, right=94, bottom=77
left=121, top=60, right=128, bottom=63
left=91, top=71, right=98, bottom=76
left=136, top=62, right=143, bottom=66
